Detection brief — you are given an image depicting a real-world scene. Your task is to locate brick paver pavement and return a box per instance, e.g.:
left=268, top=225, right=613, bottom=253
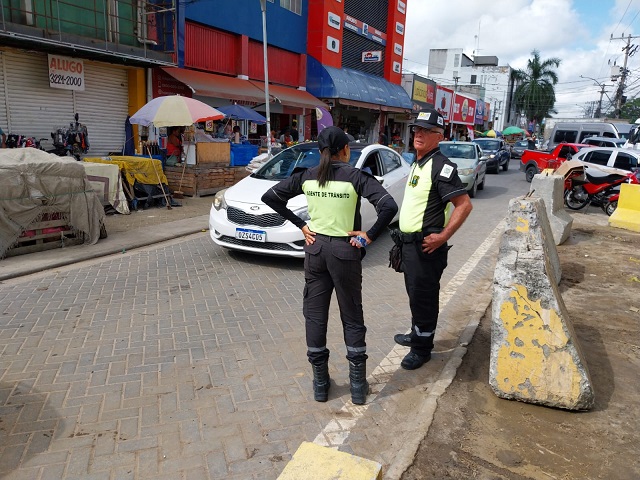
left=0, top=231, right=495, bottom=479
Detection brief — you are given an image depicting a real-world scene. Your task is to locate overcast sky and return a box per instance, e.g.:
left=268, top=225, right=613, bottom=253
left=403, top=0, right=640, bottom=120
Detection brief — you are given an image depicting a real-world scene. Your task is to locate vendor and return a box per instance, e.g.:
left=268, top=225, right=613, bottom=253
left=166, top=126, right=183, bottom=166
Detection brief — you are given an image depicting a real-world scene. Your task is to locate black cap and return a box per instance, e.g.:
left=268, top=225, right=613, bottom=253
left=318, top=126, right=350, bottom=155
left=409, top=107, right=445, bottom=130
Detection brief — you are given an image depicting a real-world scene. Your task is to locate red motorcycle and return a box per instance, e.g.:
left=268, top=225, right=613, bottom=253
left=601, top=170, right=640, bottom=216
left=564, top=169, right=639, bottom=210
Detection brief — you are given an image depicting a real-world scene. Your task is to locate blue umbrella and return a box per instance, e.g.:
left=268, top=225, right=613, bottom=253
left=216, top=104, right=267, bottom=124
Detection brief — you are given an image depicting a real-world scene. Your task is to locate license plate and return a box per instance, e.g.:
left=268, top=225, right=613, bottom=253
left=235, top=228, right=266, bottom=242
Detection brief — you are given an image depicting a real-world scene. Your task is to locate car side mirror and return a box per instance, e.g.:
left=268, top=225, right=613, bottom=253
left=374, top=175, right=384, bottom=184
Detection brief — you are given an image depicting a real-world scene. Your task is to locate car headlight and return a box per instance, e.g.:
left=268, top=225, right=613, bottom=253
left=213, top=188, right=228, bottom=211
left=489, top=154, right=496, bottom=158
left=458, top=168, right=474, bottom=175
left=293, top=206, right=311, bottom=222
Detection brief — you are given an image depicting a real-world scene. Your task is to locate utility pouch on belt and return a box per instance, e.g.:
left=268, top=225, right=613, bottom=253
left=388, top=229, right=403, bottom=273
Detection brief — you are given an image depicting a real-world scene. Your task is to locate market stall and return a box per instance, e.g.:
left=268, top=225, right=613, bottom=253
left=0, top=149, right=105, bottom=257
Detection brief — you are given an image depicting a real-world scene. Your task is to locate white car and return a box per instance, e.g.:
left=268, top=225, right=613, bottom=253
left=209, top=142, right=409, bottom=258
left=439, top=141, right=486, bottom=198
left=571, top=147, right=640, bottom=176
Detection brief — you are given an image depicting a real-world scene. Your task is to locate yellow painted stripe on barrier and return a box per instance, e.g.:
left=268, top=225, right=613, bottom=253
left=609, top=183, right=640, bottom=233
left=278, top=442, right=382, bottom=480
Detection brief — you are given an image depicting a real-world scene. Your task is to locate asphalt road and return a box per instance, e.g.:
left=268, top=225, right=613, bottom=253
left=0, top=157, right=531, bottom=479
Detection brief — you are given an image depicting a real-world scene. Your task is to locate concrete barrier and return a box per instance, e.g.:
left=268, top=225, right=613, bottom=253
left=490, top=196, right=594, bottom=410
left=278, top=442, right=382, bottom=480
left=530, top=173, right=573, bottom=245
left=609, top=183, right=640, bottom=232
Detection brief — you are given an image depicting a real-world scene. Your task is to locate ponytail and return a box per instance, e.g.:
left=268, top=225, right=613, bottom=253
left=317, top=147, right=334, bottom=187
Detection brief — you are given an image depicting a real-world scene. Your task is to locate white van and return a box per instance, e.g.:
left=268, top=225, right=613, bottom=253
left=548, top=122, right=622, bottom=149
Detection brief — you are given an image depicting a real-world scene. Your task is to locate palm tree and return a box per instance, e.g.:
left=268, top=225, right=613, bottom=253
left=511, top=50, right=561, bottom=127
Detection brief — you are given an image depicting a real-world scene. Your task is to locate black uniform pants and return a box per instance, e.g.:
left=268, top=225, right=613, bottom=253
left=401, top=237, right=448, bottom=356
left=303, top=235, right=367, bottom=365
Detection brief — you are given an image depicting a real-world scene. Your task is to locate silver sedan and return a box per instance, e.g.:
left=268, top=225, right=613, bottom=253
left=439, top=141, right=487, bottom=198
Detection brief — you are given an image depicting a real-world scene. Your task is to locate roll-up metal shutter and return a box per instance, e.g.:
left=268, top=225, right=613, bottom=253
left=0, top=49, right=74, bottom=146
left=342, top=30, right=385, bottom=76
left=75, top=63, right=128, bottom=156
left=0, top=48, right=129, bottom=156
left=0, top=52, right=8, bottom=136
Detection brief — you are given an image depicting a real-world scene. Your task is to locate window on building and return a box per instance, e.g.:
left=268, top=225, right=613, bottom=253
left=454, top=54, right=460, bottom=67
left=470, top=75, right=477, bottom=84
left=280, top=0, right=301, bottom=14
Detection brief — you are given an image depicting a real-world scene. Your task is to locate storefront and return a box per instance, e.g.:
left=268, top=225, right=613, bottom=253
left=307, top=57, right=413, bottom=145
left=450, top=92, right=477, bottom=141
left=0, top=47, right=137, bottom=156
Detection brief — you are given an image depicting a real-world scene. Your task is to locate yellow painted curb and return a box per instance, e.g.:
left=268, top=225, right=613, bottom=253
left=609, top=183, right=640, bottom=232
left=278, top=442, right=382, bottom=480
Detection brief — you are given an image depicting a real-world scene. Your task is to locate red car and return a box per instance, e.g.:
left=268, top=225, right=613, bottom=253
left=520, top=143, right=592, bottom=182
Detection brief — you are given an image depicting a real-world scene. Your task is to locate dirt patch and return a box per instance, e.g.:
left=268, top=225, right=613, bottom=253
left=403, top=216, right=640, bottom=480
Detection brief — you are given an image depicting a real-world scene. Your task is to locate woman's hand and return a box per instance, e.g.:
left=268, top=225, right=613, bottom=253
left=301, top=225, right=316, bottom=245
left=347, top=231, right=371, bottom=248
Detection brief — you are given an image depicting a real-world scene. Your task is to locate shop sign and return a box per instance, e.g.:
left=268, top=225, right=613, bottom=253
left=48, top=54, right=84, bottom=91
left=475, top=101, right=485, bottom=124
left=152, top=69, right=193, bottom=98
left=362, top=51, right=382, bottom=62
left=398, top=0, right=406, bottom=14
left=452, top=93, right=476, bottom=126
left=393, top=61, right=401, bottom=73
left=394, top=43, right=403, bottom=56
left=328, top=12, right=341, bottom=30
left=327, top=36, right=340, bottom=53
left=395, top=22, right=404, bottom=35
left=435, top=85, right=453, bottom=121
left=344, top=15, right=387, bottom=45
left=484, top=102, right=490, bottom=121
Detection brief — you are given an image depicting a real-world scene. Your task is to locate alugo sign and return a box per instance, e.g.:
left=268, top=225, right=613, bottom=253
left=48, top=54, right=85, bottom=91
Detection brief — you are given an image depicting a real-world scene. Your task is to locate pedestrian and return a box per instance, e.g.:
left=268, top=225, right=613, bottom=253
left=0, top=126, right=6, bottom=148
left=290, top=119, right=299, bottom=142
left=393, top=107, right=473, bottom=370
left=342, top=125, right=355, bottom=142
left=261, top=126, right=398, bottom=404
left=527, top=135, right=536, bottom=150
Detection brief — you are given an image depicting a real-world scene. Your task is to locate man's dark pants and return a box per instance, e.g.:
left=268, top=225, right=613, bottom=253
left=402, top=240, right=448, bottom=356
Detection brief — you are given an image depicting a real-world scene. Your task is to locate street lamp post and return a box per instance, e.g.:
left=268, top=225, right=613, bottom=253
left=259, top=0, right=272, bottom=157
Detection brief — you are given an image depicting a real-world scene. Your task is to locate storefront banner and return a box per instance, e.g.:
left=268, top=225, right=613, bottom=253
left=451, top=93, right=476, bottom=126
left=316, top=106, right=333, bottom=132
left=484, top=102, right=490, bottom=122
left=435, top=86, right=453, bottom=121
left=152, top=68, right=193, bottom=98
left=48, top=54, right=84, bottom=91
left=343, top=15, right=387, bottom=45
left=412, top=79, right=436, bottom=107
left=475, top=100, right=484, bottom=125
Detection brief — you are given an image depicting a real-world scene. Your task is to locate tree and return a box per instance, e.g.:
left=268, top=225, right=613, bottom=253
left=619, top=97, right=640, bottom=122
left=511, top=50, right=561, bottom=127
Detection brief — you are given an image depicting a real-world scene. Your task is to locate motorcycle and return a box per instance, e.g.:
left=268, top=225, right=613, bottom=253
left=601, top=170, right=640, bottom=216
left=564, top=169, right=639, bottom=210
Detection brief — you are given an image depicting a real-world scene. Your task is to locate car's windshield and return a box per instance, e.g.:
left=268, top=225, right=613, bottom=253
left=439, top=143, right=475, bottom=159
left=252, top=144, right=361, bottom=180
left=473, top=139, right=500, bottom=150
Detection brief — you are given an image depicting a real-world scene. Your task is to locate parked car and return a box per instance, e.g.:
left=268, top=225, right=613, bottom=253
left=510, top=140, right=530, bottom=159
left=439, top=141, right=486, bottom=197
left=547, top=122, right=621, bottom=149
left=582, top=136, right=626, bottom=148
left=472, top=138, right=510, bottom=173
left=209, top=142, right=409, bottom=258
left=520, top=143, right=592, bottom=182
left=572, top=147, right=640, bottom=176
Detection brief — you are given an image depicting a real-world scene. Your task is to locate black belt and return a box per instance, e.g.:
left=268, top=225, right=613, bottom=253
left=396, top=227, right=443, bottom=243
left=314, top=233, right=351, bottom=242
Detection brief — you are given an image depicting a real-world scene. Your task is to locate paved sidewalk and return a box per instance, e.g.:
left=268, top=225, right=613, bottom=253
left=0, top=204, right=499, bottom=479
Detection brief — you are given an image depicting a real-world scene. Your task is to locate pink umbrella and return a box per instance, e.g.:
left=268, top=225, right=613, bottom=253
left=130, top=95, right=225, bottom=127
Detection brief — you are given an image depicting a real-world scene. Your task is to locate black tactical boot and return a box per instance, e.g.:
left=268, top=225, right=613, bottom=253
left=349, top=361, right=369, bottom=405
left=312, top=362, right=330, bottom=402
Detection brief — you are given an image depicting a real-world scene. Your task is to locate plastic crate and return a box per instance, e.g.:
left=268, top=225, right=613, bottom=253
left=230, top=144, right=259, bottom=166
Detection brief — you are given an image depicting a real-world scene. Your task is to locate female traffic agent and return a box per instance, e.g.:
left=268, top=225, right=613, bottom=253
left=261, top=126, right=398, bottom=405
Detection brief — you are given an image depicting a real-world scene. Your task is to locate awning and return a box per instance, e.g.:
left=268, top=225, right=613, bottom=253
left=162, top=68, right=265, bottom=103
left=307, top=57, right=412, bottom=111
left=161, top=67, right=323, bottom=111
left=250, top=82, right=323, bottom=110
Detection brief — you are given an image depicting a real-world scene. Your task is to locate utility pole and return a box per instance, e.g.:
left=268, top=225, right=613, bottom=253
left=453, top=76, right=460, bottom=91
left=596, top=84, right=607, bottom=117
left=610, top=33, right=640, bottom=118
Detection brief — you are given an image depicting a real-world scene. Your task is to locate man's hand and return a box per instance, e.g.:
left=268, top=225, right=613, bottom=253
left=422, top=232, right=446, bottom=253
left=301, top=225, right=316, bottom=245
left=347, top=231, right=371, bottom=248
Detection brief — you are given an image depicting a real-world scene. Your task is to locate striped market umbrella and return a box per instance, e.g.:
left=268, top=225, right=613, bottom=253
left=130, top=95, right=225, bottom=127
